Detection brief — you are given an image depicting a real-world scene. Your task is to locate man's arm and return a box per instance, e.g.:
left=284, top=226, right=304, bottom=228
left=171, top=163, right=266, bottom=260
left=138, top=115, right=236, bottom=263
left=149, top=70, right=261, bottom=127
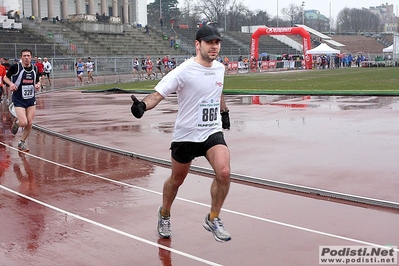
left=220, top=94, right=230, bottom=130
left=220, top=94, right=228, bottom=113
left=130, top=91, right=164, bottom=118
left=142, top=91, right=164, bottom=111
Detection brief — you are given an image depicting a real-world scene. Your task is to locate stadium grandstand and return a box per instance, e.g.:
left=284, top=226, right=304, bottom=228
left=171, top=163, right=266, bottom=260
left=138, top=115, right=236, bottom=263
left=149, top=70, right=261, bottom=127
left=0, top=0, right=396, bottom=73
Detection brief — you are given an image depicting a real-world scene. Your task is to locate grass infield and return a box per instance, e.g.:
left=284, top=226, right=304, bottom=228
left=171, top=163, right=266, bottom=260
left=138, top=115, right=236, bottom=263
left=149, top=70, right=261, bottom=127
left=83, top=67, right=399, bottom=96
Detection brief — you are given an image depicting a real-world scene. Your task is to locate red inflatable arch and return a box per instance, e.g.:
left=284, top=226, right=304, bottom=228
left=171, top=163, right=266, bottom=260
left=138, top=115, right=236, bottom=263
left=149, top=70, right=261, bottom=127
left=251, top=27, right=313, bottom=69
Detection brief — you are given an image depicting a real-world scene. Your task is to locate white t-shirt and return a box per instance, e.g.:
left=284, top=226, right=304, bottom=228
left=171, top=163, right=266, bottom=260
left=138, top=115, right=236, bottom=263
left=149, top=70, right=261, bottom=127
left=86, top=61, right=94, bottom=72
left=155, top=57, right=225, bottom=142
left=43, top=61, right=52, bottom=73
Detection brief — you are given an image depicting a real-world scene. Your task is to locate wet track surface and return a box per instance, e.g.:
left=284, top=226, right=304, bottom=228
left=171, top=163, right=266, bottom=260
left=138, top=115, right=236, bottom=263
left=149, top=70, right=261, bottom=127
left=1, top=90, right=398, bottom=265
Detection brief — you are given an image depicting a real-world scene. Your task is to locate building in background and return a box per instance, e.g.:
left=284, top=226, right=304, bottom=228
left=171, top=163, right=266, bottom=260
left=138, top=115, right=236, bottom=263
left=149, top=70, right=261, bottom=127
left=304, top=10, right=330, bottom=33
left=1, top=0, right=147, bottom=26
left=368, top=3, right=398, bottom=33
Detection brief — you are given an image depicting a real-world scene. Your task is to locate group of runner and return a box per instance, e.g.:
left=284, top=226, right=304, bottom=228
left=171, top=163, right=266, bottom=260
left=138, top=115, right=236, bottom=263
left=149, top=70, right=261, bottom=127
left=75, top=57, right=95, bottom=86
left=32, top=56, right=52, bottom=89
left=1, top=56, right=52, bottom=101
left=132, top=55, right=177, bottom=81
left=74, top=55, right=179, bottom=84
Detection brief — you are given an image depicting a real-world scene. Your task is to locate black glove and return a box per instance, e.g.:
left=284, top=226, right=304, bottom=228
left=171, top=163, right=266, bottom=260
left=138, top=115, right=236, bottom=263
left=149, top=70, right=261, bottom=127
left=130, top=95, right=146, bottom=118
left=221, top=111, right=230, bottom=130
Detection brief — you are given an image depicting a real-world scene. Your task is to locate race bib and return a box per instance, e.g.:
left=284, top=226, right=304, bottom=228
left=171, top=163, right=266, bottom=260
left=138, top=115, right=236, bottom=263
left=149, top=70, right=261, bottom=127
left=22, top=85, right=34, bottom=99
left=197, top=98, right=220, bottom=128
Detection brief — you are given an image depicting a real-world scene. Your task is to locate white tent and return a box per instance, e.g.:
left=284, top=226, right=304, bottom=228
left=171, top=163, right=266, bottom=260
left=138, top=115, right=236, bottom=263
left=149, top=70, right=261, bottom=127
left=306, top=43, right=340, bottom=55
left=383, top=44, right=393, bottom=53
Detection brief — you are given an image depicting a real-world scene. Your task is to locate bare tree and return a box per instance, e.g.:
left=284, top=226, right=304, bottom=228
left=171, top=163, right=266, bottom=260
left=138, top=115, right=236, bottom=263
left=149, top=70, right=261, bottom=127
left=252, top=10, right=271, bottom=26
left=281, top=3, right=302, bottom=26
left=147, top=0, right=180, bottom=27
left=225, top=0, right=249, bottom=31
left=195, top=0, right=231, bottom=27
left=336, top=8, right=380, bottom=34
left=179, top=0, right=203, bottom=28
left=336, top=8, right=352, bottom=33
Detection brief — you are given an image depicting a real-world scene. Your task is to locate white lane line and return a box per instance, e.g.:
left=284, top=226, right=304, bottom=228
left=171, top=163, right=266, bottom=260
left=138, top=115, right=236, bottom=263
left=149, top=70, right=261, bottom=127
left=0, top=185, right=222, bottom=266
left=2, top=142, right=398, bottom=254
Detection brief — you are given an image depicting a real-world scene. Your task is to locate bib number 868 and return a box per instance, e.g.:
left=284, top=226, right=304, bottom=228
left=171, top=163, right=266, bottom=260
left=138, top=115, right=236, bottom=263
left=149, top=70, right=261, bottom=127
left=202, top=107, right=218, bottom=122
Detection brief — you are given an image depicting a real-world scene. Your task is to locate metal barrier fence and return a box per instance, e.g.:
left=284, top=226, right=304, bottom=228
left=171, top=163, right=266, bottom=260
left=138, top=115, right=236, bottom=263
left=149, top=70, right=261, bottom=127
left=5, top=55, right=398, bottom=91
left=50, top=56, right=191, bottom=79
left=40, top=56, right=192, bottom=90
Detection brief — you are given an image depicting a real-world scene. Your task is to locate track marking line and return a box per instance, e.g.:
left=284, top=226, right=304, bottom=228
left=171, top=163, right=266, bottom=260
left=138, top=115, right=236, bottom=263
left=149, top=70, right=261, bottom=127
left=1, top=142, right=398, bottom=254
left=0, top=184, right=221, bottom=266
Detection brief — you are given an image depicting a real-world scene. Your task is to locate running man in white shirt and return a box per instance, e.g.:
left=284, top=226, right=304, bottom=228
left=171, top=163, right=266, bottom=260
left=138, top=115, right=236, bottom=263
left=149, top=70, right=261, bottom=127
left=42, top=57, right=52, bottom=89
left=132, top=57, right=141, bottom=80
left=85, top=57, right=95, bottom=83
left=130, top=25, right=231, bottom=242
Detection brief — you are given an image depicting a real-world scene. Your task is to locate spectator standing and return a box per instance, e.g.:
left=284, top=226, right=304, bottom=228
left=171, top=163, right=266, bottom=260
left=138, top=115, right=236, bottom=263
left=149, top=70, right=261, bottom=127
left=144, top=25, right=150, bottom=35
left=169, top=37, right=175, bottom=48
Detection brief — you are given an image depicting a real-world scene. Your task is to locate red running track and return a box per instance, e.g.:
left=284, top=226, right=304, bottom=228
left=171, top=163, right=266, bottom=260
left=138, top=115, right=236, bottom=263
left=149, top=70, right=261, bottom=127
left=1, top=90, right=398, bottom=265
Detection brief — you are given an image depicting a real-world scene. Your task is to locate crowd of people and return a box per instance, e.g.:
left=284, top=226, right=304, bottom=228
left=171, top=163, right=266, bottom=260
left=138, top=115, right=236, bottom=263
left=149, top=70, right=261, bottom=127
left=1, top=55, right=53, bottom=102
left=74, top=57, right=96, bottom=86
left=132, top=55, right=178, bottom=81
left=312, top=53, right=367, bottom=69
left=72, top=55, right=182, bottom=85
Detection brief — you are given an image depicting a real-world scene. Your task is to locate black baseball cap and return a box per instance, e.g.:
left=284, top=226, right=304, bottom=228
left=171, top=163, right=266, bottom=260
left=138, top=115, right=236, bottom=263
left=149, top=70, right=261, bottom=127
left=196, top=25, right=222, bottom=42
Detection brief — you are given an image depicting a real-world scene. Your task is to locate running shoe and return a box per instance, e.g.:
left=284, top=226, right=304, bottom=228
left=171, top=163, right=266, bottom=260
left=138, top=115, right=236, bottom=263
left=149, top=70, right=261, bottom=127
left=18, top=140, right=29, bottom=152
left=157, top=206, right=171, bottom=238
left=203, top=215, right=231, bottom=242
left=11, top=119, right=19, bottom=135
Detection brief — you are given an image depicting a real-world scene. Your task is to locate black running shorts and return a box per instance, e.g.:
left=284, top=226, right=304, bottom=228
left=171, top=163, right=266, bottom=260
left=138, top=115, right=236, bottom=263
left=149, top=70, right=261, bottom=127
left=170, top=131, right=227, bottom=164
left=13, top=95, right=36, bottom=108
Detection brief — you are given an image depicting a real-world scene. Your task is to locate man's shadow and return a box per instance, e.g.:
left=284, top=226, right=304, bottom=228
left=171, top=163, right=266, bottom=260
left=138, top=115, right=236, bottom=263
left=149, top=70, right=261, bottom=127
left=14, top=152, right=45, bottom=252
left=158, top=237, right=172, bottom=266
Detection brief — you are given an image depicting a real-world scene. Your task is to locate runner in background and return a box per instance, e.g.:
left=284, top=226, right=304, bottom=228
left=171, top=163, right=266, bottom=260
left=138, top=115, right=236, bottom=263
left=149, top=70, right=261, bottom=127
left=132, top=57, right=141, bottom=80
left=42, top=57, right=52, bottom=89
left=85, top=57, right=95, bottom=84
left=75, top=58, right=84, bottom=86
left=35, top=57, right=44, bottom=89
left=0, top=63, right=6, bottom=101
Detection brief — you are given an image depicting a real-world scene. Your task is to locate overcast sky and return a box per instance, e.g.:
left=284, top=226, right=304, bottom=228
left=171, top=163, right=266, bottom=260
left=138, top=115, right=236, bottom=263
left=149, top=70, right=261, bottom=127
left=156, top=1, right=398, bottom=22
left=247, top=1, right=398, bottom=20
